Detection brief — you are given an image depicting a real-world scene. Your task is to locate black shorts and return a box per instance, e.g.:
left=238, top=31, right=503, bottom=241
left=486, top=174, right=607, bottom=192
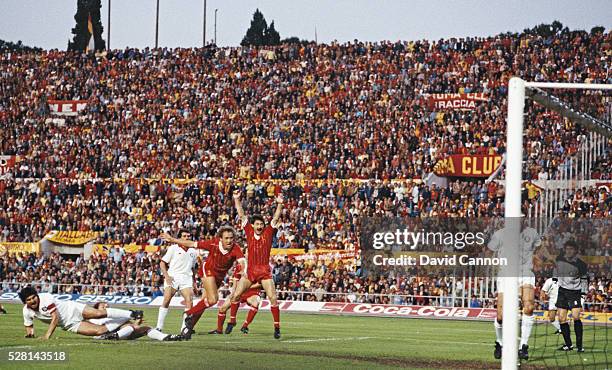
left=556, top=287, right=582, bottom=310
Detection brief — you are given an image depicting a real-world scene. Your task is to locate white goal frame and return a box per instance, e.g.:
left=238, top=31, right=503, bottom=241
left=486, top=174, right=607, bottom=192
left=503, top=78, right=612, bottom=370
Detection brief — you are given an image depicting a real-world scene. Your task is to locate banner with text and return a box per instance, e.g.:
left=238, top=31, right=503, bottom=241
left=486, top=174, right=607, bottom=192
left=0, top=155, right=17, bottom=178
left=0, top=242, right=40, bottom=256
left=48, top=100, right=87, bottom=116
left=427, top=93, right=488, bottom=110
left=433, top=154, right=502, bottom=177
left=45, top=231, right=99, bottom=245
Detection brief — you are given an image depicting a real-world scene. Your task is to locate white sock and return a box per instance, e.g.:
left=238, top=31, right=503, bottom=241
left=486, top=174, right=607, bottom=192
left=551, top=319, right=561, bottom=331
left=106, top=308, right=132, bottom=319
left=181, top=310, right=188, bottom=331
left=116, top=326, right=134, bottom=339
left=157, top=307, right=168, bottom=330
left=147, top=328, right=167, bottom=341
left=494, top=319, right=503, bottom=344
left=105, top=322, right=121, bottom=332
left=520, top=314, right=535, bottom=347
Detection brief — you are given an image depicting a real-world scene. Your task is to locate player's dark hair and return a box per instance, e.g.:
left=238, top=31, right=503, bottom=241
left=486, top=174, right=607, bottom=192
left=180, top=228, right=191, bottom=236
left=251, top=214, right=265, bottom=224
left=18, top=286, right=38, bottom=303
left=93, top=302, right=103, bottom=309
left=217, top=225, right=236, bottom=237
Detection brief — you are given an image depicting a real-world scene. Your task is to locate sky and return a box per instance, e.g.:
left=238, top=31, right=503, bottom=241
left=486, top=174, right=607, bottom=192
left=0, top=0, right=610, bottom=50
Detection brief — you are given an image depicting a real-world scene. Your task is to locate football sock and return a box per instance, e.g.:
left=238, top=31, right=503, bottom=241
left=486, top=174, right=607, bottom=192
left=271, top=305, right=280, bottom=329
left=147, top=328, right=167, bottom=341
left=156, top=307, right=168, bottom=330
left=186, top=298, right=209, bottom=316
left=520, top=314, right=534, bottom=347
left=116, top=326, right=134, bottom=339
left=494, top=319, right=503, bottom=344
left=229, top=302, right=239, bottom=324
left=560, top=322, right=572, bottom=347
left=243, top=306, right=258, bottom=328
left=106, top=308, right=132, bottom=319
left=574, top=320, right=583, bottom=348
left=551, top=319, right=561, bottom=331
left=217, top=312, right=226, bottom=332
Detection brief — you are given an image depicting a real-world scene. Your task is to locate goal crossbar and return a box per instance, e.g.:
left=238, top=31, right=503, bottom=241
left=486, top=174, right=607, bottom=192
left=502, top=78, right=611, bottom=370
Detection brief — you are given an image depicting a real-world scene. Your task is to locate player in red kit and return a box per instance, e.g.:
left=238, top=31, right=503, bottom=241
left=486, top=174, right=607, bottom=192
left=211, top=263, right=262, bottom=335
left=231, top=190, right=283, bottom=339
left=161, top=226, right=246, bottom=339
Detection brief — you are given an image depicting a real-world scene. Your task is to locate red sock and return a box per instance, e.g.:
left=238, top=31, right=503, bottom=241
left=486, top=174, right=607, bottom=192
left=186, top=298, right=209, bottom=316
left=229, top=302, right=239, bottom=325
left=192, top=311, right=203, bottom=327
left=271, top=305, right=280, bottom=329
left=217, top=312, right=226, bottom=332
left=242, top=306, right=258, bottom=328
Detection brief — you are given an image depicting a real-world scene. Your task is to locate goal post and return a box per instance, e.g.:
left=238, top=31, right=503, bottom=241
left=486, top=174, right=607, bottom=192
left=502, top=78, right=612, bottom=370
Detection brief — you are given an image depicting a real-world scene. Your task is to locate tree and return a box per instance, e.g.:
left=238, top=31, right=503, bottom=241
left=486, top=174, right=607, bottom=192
left=68, top=0, right=106, bottom=52
left=265, top=21, right=281, bottom=46
left=281, top=37, right=311, bottom=45
left=591, top=26, right=605, bottom=35
left=241, top=9, right=281, bottom=47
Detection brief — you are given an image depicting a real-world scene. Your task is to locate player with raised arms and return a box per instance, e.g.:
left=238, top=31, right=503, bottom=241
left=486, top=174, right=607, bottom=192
left=19, top=286, right=143, bottom=340
left=231, top=189, right=283, bottom=339
left=164, top=225, right=246, bottom=339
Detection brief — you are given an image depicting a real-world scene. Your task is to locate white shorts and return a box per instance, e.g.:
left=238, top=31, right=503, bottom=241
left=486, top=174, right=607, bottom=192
left=58, top=301, right=86, bottom=333
left=496, top=276, right=536, bottom=294
left=163, top=273, right=193, bottom=291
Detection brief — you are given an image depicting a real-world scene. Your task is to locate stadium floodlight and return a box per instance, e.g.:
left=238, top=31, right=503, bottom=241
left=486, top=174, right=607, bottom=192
left=503, top=78, right=612, bottom=370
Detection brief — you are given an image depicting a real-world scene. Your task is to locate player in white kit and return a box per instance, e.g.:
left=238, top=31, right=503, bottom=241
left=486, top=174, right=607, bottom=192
left=540, top=277, right=562, bottom=334
left=89, top=302, right=182, bottom=341
left=156, top=229, right=198, bottom=332
left=19, top=286, right=142, bottom=339
left=487, top=222, right=542, bottom=361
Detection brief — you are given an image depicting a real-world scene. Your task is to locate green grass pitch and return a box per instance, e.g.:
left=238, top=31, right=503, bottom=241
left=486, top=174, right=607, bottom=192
left=0, top=304, right=608, bottom=369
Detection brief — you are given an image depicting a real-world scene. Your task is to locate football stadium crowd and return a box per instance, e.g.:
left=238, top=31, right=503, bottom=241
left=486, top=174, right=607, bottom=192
left=1, top=26, right=611, bottom=312
left=1, top=251, right=611, bottom=311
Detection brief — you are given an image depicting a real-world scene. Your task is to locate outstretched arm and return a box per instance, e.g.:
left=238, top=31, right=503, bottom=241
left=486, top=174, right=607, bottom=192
left=233, top=190, right=248, bottom=224
left=271, top=194, right=284, bottom=228
left=160, top=233, right=196, bottom=248
left=42, top=310, right=59, bottom=340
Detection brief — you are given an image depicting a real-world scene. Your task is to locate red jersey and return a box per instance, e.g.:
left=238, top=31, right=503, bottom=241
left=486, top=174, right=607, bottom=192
left=196, top=238, right=245, bottom=277
left=244, top=222, right=276, bottom=267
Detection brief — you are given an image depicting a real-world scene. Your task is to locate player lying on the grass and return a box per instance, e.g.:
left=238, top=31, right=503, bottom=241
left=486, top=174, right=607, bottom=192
left=89, top=302, right=183, bottom=341
left=540, top=276, right=562, bottom=334
left=487, top=219, right=543, bottom=361
left=156, top=229, right=199, bottom=333
left=551, top=240, right=587, bottom=352
left=19, top=286, right=143, bottom=340
left=231, top=190, right=283, bottom=339
left=162, top=225, right=246, bottom=339
left=209, top=263, right=261, bottom=335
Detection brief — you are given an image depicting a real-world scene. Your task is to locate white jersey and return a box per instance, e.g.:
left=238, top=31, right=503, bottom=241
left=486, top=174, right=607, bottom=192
left=542, top=278, right=559, bottom=305
left=162, top=244, right=198, bottom=277
left=22, top=293, right=85, bottom=332
left=488, top=226, right=541, bottom=276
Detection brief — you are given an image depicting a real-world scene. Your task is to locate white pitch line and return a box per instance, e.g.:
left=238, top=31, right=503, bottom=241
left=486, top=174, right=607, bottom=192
left=222, top=336, right=374, bottom=344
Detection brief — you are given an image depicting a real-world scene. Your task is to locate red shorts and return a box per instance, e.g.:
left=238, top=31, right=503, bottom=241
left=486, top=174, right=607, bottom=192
left=203, top=268, right=224, bottom=287
left=247, top=265, right=272, bottom=283
left=240, top=288, right=260, bottom=304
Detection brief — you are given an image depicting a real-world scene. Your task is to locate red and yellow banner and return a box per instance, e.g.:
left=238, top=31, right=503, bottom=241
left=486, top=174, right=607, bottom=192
left=45, top=231, right=99, bottom=245
left=0, top=242, right=40, bottom=256
left=434, top=154, right=502, bottom=177
left=427, top=93, right=488, bottom=110
left=92, top=244, right=161, bottom=255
